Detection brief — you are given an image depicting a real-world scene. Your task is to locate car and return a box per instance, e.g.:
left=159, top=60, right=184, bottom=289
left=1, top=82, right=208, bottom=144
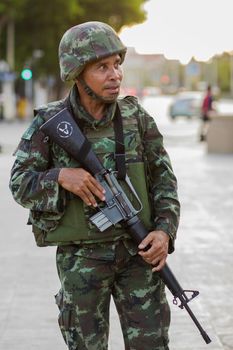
left=169, top=91, right=204, bottom=120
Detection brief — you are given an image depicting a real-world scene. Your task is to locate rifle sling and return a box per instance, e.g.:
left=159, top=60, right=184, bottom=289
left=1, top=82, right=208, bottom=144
left=65, top=96, right=126, bottom=180
left=113, top=104, right=126, bottom=180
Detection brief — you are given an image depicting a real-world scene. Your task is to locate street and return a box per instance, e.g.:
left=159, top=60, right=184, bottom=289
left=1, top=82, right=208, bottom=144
left=0, top=95, right=233, bottom=350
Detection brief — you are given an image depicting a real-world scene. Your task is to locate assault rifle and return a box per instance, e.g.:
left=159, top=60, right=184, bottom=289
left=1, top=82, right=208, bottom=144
left=40, top=107, right=211, bottom=344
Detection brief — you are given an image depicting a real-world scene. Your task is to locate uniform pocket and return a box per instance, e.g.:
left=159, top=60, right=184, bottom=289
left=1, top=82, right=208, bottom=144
left=55, top=290, right=76, bottom=331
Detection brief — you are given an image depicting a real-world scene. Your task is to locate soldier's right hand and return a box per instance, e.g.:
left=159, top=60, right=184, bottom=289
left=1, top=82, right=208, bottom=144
left=58, top=168, right=105, bottom=207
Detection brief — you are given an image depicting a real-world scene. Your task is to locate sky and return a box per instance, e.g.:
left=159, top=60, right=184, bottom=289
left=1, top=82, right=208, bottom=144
left=119, top=0, right=233, bottom=64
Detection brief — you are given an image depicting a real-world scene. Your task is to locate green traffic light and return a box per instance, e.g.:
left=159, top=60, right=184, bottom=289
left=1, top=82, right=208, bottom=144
left=21, top=68, right=32, bottom=80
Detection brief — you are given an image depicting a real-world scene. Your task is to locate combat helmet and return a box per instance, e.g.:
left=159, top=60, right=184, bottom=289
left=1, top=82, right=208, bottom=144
left=59, top=21, right=127, bottom=82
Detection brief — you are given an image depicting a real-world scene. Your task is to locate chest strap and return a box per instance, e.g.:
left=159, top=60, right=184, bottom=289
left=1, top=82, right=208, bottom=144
left=66, top=96, right=126, bottom=180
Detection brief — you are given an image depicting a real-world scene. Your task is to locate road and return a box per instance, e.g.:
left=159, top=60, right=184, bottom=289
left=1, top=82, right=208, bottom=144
left=0, top=95, right=233, bottom=349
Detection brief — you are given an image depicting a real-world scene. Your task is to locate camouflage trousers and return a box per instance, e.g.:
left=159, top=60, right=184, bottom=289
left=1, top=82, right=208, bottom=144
left=55, top=240, right=170, bottom=350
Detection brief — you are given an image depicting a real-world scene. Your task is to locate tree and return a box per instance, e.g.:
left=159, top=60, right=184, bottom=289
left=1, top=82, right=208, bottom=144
left=0, top=0, right=27, bottom=32
left=77, top=0, right=148, bottom=32
left=0, top=0, right=27, bottom=60
left=6, top=0, right=148, bottom=79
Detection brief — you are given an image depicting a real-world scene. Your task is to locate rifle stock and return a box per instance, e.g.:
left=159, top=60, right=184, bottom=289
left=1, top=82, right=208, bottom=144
left=40, top=107, right=211, bottom=344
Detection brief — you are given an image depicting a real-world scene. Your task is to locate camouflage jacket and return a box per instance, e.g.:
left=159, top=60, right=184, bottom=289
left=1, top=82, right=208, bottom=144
left=9, top=85, right=180, bottom=251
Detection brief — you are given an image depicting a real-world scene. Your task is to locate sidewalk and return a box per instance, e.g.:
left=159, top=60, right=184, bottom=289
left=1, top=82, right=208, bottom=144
left=165, top=141, right=233, bottom=350
left=0, top=120, right=233, bottom=349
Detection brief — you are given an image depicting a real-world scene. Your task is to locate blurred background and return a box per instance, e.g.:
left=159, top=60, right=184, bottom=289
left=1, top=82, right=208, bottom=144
left=0, top=1, right=233, bottom=349
left=0, top=0, right=232, bottom=121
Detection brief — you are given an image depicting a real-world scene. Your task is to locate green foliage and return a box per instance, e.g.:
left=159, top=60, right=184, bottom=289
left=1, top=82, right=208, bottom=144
left=1, top=0, right=148, bottom=79
left=14, top=0, right=81, bottom=77
left=0, top=0, right=27, bottom=26
left=77, top=0, right=147, bottom=31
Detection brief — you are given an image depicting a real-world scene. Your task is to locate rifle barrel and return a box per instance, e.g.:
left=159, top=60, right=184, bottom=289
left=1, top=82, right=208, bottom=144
left=183, top=302, right=211, bottom=344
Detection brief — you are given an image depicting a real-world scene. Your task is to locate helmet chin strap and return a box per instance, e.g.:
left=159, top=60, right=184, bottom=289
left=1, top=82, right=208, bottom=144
left=77, top=77, right=117, bottom=104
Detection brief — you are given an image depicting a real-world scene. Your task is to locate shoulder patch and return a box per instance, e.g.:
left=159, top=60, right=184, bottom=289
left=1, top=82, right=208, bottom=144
left=21, top=117, right=41, bottom=141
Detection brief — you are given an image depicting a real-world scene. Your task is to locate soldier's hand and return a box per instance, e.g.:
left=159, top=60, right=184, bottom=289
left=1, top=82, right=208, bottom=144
left=58, top=168, right=105, bottom=207
left=138, top=230, right=169, bottom=272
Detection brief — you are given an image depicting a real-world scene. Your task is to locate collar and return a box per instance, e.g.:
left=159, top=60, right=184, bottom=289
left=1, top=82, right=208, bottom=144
left=69, top=84, right=117, bottom=129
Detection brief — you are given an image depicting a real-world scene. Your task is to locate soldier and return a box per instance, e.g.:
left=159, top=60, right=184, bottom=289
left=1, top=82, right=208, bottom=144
left=9, top=22, right=180, bottom=350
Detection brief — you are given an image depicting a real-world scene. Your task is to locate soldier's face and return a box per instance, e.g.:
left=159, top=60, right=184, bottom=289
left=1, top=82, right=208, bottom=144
left=82, top=54, right=123, bottom=102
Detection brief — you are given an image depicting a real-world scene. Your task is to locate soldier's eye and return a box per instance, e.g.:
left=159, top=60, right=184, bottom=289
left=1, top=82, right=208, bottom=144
left=99, top=64, right=107, bottom=71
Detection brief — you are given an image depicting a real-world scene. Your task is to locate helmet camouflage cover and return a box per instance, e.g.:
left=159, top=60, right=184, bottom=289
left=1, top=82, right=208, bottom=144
left=59, top=21, right=127, bottom=82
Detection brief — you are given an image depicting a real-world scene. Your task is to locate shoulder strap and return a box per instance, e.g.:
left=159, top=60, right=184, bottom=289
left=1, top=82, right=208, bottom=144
left=114, top=104, right=126, bottom=180
left=64, top=97, right=92, bottom=161
left=65, top=95, right=126, bottom=179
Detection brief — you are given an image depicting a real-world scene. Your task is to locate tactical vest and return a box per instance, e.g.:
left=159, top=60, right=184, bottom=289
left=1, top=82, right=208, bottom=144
left=33, top=98, right=155, bottom=246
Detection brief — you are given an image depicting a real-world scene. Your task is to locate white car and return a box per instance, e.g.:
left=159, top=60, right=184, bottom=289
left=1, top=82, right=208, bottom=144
left=169, top=91, right=204, bottom=120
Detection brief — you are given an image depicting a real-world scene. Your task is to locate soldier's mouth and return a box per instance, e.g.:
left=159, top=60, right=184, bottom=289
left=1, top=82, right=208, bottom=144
left=105, top=86, right=120, bottom=94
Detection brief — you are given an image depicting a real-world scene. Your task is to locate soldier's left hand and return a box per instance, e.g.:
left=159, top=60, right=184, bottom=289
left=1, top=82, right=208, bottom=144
left=138, top=230, right=169, bottom=272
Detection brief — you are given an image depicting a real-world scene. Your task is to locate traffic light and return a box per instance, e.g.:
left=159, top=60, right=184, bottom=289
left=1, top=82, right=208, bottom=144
left=21, top=68, right=32, bottom=80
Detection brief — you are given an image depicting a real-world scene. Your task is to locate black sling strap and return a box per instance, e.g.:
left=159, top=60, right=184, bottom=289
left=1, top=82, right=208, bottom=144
left=65, top=96, right=126, bottom=180
left=113, top=104, right=126, bottom=180
left=65, top=96, right=92, bottom=163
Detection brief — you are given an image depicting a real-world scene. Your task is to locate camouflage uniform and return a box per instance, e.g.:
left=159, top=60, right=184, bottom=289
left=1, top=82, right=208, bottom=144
left=56, top=241, right=170, bottom=350
left=9, top=22, right=180, bottom=350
